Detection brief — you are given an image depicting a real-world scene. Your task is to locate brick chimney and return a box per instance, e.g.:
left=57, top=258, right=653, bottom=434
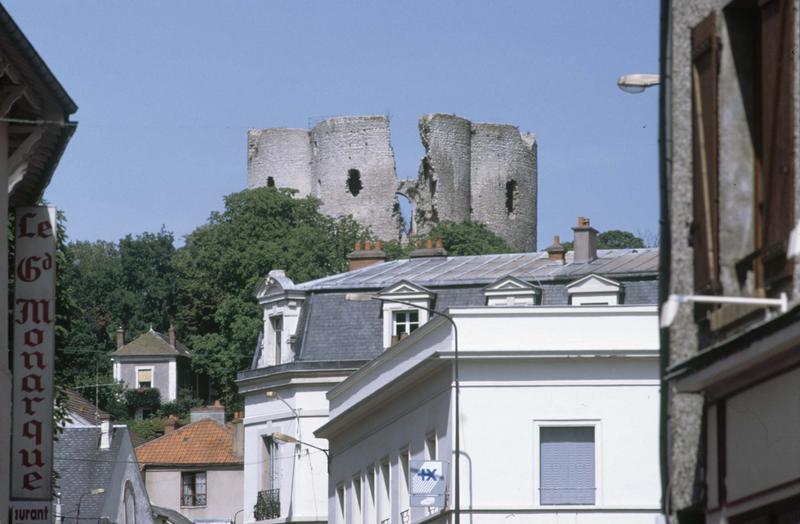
left=99, top=413, right=112, bottom=450
left=572, top=217, right=598, bottom=263
left=164, top=414, right=179, bottom=435
left=116, top=327, right=124, bottom=350
left=347, top=240, right=387, bottom=271
left=545, top=235, right=566, bottom=264
left=168, top=324, right=176, bottom=348
left=409, top=239, right=448, bottom=258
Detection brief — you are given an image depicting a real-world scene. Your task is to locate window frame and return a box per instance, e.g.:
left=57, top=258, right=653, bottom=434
left=135, top=366, right=154, bottom=389
left=181, top=471, right=207, bottom=507
left=392, top=310, right=420, bottom=340
left=532, top=420, right=601, bottom=508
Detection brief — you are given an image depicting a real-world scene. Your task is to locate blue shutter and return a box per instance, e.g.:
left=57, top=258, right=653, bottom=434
left=540, top=427, right=595, bottom=505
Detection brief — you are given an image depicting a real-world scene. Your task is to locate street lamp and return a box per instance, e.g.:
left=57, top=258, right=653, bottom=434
left=76, top=488, right=105, bottom=523
left=660, top=293, right=788, bottom=328
left=344, top=293, right=461, bottom=524
left=232, top=508, right=244, bottom=524
left=617, top=73, right=660, bottom=94
left=271, top=431, right=330, bottom=472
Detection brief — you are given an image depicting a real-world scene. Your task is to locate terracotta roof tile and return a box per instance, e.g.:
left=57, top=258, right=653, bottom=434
left=135, top=419, right=242, bottom=466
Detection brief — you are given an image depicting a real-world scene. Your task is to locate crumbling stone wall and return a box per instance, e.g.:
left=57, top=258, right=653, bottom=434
left=247, top=113, right=537, bottom=251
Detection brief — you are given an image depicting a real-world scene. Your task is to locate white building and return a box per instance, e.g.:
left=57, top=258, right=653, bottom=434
left=316, top=300, right=661, bottom=524
left=238, top=221, right=661, bottom=524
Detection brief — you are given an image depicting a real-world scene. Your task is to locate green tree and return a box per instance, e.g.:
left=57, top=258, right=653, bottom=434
left=560, top=229, right=645, bottom=251
left=383, top=220, right=512, bottom=260
left=174, top=187, right=368, bottom=407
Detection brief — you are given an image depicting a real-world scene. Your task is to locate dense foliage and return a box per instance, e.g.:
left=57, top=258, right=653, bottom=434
left=54, top=188, right=521, bottom=417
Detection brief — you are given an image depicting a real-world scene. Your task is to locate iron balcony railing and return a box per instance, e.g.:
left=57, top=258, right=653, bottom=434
left=400, top=509, right=410, bottom=524
left=254, top=489, right=280, bottom=520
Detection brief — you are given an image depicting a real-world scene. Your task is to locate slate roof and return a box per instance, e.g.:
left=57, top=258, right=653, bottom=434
left=295, top=249, right=658, bottom=290
left=64, top=388, right=108, bottom=426
left=136, top=419, right=242, bottom=467
left=54, top=427, right=126, bottom=522
left=112, top=328, right=191, bottom=358
left=243, top=249, right=659, bottom=376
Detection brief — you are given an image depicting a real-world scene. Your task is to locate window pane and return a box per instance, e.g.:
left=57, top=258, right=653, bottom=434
left=540, top=426, right=595, bottom=505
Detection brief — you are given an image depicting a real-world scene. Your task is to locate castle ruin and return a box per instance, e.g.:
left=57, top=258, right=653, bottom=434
left=247, top=113, right=537, bottom=251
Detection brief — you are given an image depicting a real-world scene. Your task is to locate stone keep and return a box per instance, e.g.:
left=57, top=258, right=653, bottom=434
left=247, top=113, right=537, bottom=251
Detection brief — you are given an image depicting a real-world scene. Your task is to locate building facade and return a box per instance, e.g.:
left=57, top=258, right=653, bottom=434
left=317, top=302, right=661, bottom=524
left=238, top=221, right=659, bottom=524
left=661, top=0, right=800, bottom=522
left=0, top=4, right=78, bottom=518
left=111, top=327, right=194, bottom=405
left=135, top=412, right=244, bottom=523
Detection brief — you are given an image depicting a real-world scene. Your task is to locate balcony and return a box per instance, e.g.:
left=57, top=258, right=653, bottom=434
left=254, top=489, right=280, bottom=521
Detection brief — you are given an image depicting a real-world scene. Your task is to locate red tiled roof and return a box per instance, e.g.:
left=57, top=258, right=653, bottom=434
left=135, top=419, right=242, bottom=466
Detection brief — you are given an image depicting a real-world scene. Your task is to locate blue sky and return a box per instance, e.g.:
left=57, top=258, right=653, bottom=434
left=5, top=1, right=659, bottom=248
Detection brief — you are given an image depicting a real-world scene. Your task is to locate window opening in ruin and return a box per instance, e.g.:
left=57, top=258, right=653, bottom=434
left=267, top=176, right=275, bottom=188
left=395, top=192, right=414, bottom=235
left=347, top=169, right=363, bottom=196
left=506, top=180, right=519, bottom=214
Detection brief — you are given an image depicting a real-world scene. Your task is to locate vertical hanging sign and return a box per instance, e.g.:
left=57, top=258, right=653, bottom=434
left=11, top=206, right=56, bottom=514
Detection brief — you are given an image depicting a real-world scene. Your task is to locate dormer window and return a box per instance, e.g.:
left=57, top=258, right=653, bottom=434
left=377, top=280, right=434, bottom=348
left=255, top=270, right=306, bottom=368
left=392, top=310, right=419, bottom=344
left=566, top=274, right=622, bottom=306
left=483, top=276, right=540, bottom=306
left=271, top=316, right=283, bottom=365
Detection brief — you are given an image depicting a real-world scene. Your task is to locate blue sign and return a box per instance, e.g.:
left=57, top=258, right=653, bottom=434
left=410, top=460, right=447, bottom=507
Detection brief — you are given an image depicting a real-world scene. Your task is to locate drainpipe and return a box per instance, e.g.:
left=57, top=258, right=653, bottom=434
left=658, top=0, right=673, bottom=517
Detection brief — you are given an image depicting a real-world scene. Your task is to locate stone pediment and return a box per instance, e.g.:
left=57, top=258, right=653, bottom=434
left=377, top=280, right=434, bottom=298
left=256, top=269, right=303, bottom=303
left=566, top=274, right=622, bottom=305
left=484, top=275, right=540, bottom=306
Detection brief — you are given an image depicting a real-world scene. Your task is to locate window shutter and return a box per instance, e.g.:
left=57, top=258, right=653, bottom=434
left=691, top=13, right=720, bottom=295
left=759, top=0, right=795, bottom=285
left=138, top=368, right=152, bottom=384
left=540, top=427, right=595, bottom=505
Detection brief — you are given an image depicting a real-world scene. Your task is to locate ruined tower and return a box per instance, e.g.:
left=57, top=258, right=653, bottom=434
left=247, top=113, right=537, bottom=251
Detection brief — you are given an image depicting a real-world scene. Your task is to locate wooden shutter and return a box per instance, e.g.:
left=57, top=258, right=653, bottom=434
left=691, top=13, right=720, bottom=294
left=759, top=0, right=795, bottom=286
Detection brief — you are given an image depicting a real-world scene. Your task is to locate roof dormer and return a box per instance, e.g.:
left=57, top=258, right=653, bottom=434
left=254, top=270, right=306, bottom=368
left=566, top=274, right=622, bottom=305
left=483, top=275, right=540, bottom=306
left=377, top=280, right=435, bottom=348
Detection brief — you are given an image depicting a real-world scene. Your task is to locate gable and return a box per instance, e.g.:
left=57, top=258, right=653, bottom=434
left=377, top=280, right=433, bottom=298
left=566, top=274, right=622, bottom=305
left=484, top=275, right=540, bottom=306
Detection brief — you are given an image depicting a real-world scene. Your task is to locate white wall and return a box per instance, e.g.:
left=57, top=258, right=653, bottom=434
left=324, top=306, right=661, bottom=524
left=242, top=381, right=337, bottom=524
left=145, top=468, right=243, bottom=522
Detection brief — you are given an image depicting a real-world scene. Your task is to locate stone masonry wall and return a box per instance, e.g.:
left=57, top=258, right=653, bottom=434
left=247, top=113, right=538, bottom=251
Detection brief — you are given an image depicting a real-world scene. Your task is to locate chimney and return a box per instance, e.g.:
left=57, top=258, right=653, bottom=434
left=168, top=324, right=176, bottom=348
left=409, top=238, right=448, bottom=258
left=231, top=412, right=244, bottom=458
left=572, top=217, right=598, bottom=263
left=99, top=413, right=112, bottom=450
left=346, top=240, right=386, bottom=271
left=116, top=327, right=124, bottom=350
left=190, top=400, right=226, bottom=425
left=545, top=235, right=566, bottom=264
left=164, top=414, right=179, bottom=435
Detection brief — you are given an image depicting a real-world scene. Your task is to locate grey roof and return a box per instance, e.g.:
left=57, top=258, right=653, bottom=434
left=244, top=249, right=659, bottom=376
left=112, top=328, right=191, bottom=358
left=54, top=427, right=125, bottom=522
left=152, top=506, right=194, bottom=524
left=296, top=249, right=658, bottom=290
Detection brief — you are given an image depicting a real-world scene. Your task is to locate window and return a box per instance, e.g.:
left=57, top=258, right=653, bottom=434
left=336, top=484, right=346, bottom=524
left=539, top=427, right=595, bottom=505
left=425, top=433, right=437, bottom=460
left=347, top=169, right=363, bottom=196
left=271, top=316, right=283, bottom=365
left=181, top=471, right=207, bottom=506
left=262, top=436, right=278, bottom=490
left=392, top=310, right=419, bottom=342
left=124, top=481, right=136, bottom=524
left=136, top=368, right=152, bottom=389
left=379, top=459, right=391, bottom=524
left=352, top=476, right=362, bottom=524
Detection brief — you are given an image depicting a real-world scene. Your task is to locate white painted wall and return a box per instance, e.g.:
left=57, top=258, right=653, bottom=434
left=144, top=468, right=243, bottom=522
left=323, top=306, right=661, bottom=524
left=242, top=379, right=342, bottom=524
